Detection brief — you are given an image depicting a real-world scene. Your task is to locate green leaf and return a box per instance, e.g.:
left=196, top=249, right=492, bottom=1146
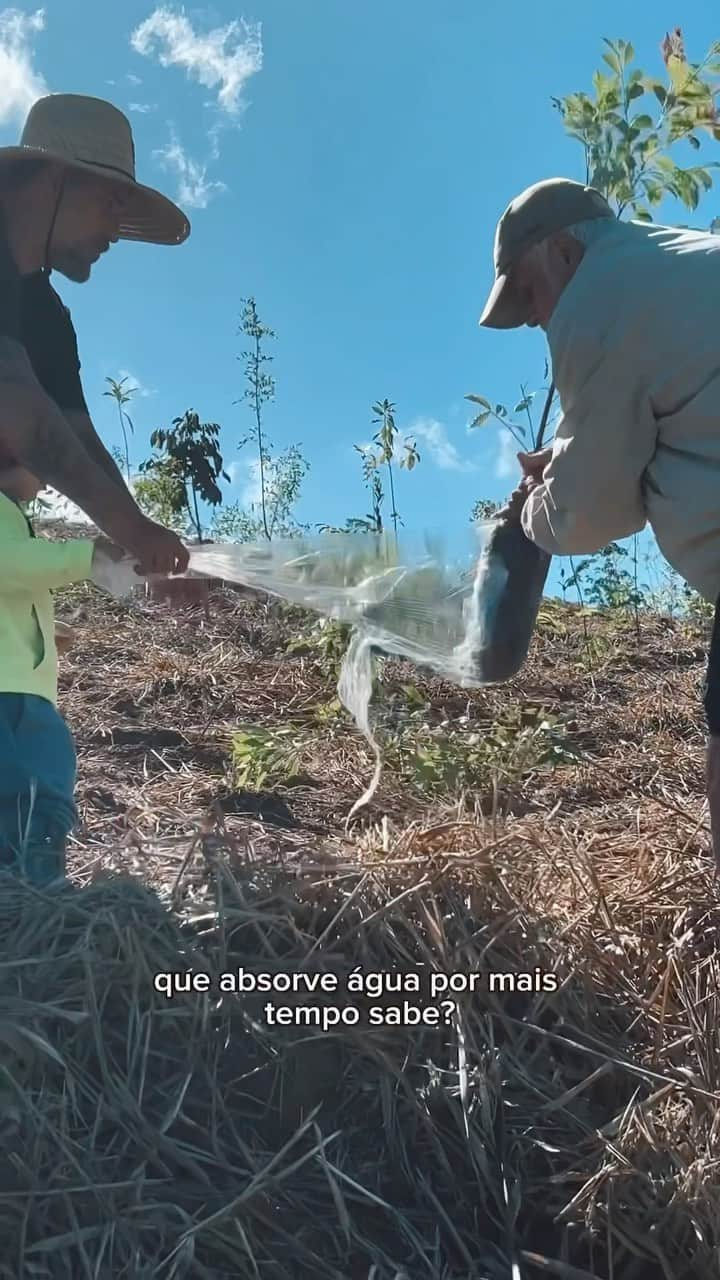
left=465, top=394, right=492, bottom=409
left=602, top=50, right=621, bottom=75
left=651, top=83, right=667, bottom=105
left=637, top=132, right=660, bottom=160
left=514, top=396, right=534, bottom=414
left=470, top=412, right=491, bottom=428
left=626, top=82, right=644, bottom=102
left=688, top=134, right=701, bottom=150
left=632, top=204, right=653, bottom=222
left=623, top=42, right=634, bottom=65
left=654, top=155, right=677, bottom=175
left=494, top=404, right=506, bottom=417
left=631, top=113, right=653, bottom=129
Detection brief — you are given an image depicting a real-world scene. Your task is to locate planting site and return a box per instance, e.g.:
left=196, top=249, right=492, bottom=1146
left=1, top=521, right=716, bottom=1279
left=2, top=8, right=720, bottom=1279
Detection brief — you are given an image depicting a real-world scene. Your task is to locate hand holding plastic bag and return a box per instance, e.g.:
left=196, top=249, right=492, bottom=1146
left=90, top=539, right=144, bottom=598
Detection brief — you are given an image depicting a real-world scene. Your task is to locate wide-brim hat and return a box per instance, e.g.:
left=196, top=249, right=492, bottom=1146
left=0, top=93, right=190, bottom=246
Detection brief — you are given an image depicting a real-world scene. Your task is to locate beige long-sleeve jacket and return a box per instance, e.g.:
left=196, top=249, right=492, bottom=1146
left=521, top=219, right=720, bottom=603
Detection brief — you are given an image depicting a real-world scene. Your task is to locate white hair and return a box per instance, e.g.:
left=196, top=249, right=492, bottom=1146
left=522, top=217, right=617, bottom=274
left=563, top=217, right=618, bottom=246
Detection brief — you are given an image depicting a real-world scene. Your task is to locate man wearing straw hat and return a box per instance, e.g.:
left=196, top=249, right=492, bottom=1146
left=479, top=176, right=720, bottom=871
left=0, top=92, right=191, bottom=576
left=0, top=94, right=196, bottom=887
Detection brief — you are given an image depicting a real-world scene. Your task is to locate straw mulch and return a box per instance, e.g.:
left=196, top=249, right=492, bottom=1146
left=1, top=525, right=719, bottom=1279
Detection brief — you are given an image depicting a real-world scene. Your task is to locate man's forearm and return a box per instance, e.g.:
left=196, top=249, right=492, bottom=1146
left=0, top=339, right=144, bottom=543
left=64, top=409, right=130, bottom=492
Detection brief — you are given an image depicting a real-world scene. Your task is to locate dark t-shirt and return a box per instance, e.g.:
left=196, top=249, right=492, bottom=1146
left=20, top=272, right=88, bottom=413
left=0, top=217, right=87, bottom=413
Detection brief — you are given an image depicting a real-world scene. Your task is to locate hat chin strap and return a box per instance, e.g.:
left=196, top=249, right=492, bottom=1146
left=42, top=172, right=66, bottom=274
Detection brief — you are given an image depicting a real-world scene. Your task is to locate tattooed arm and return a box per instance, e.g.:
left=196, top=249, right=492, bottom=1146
left=0, top=338, right=189, bottom=573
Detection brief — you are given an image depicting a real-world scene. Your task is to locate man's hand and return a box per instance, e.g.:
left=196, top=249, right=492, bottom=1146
left=121, top=517, right=190, bottom=576
left=517, top=446, right=552, bottom=484
left=92, top=536, right=126, bottom=565
left=497, top=473, right=542, bottom=524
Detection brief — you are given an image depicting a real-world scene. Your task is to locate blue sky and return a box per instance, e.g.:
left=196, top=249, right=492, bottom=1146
left=1, top=2, right=718, bottom=599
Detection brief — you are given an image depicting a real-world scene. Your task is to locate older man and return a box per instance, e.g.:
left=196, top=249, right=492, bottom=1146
left=479, top=177, right=720, bottom=867
left=0, top=92, right=190, bottom=577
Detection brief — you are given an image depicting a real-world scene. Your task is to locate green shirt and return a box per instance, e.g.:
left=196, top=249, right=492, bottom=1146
left=0, top=492, right=94, bottom=706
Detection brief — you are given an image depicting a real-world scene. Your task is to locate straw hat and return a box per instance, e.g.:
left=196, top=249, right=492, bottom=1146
left=0, top=94, right=190, bottom=246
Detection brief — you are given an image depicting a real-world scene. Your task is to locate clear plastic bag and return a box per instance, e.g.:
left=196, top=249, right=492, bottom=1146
left=88, top=524, right=549, bottom=686
left=90, top=524, right=550, bottom=817
left=185, top=524, right=550, bottom=687
left=90, top=550, right=145, bottom=598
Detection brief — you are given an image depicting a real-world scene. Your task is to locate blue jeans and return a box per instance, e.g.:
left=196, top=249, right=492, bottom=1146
left=0, top=693, right=77, bottom=884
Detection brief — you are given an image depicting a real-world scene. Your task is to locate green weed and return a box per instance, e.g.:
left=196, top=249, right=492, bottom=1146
left=230, top=726, right=303, bottom=790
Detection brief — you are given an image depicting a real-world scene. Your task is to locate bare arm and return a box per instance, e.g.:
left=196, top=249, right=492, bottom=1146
left=64, top=408, right=132, bottom=493
left=0, top=337, right=144, bottom=544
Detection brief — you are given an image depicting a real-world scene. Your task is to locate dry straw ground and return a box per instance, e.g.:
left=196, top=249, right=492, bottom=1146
left=1, top=520, right=719, bottom=1279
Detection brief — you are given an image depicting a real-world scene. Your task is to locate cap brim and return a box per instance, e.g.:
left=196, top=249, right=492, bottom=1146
left=478, top=271, right=528, bottom=329
left=0, top=147, right=190, bottom=245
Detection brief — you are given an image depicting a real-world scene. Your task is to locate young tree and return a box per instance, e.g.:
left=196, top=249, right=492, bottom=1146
left=140, top=410, right=229, bottom=542
left=265, top=443, right=310, bottom=537
left=369, top=399, right=420, bottom=537
left=350, top=452, right=385, bottom=534
left=553, top=31, right=719, bottom=219
left=237, top=297, right=275, bottom=540
left=347, top=399, right=421, bottom=537
left=104, top=376, right=137, bottom=484
left=467, top=378, right=548, bottom=451
left=212, top=444, right=310, bottom=542
left=133, top=455, right=189, bottom=535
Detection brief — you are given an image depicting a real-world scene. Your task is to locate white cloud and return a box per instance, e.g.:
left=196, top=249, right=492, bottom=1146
left=126, top=72, right=142, bottom=85
left=0, top=7, right=47, bottom=126
left=117, top=368, right=155, bottom=398
left=408, top=417, right=475, bottom=472
left=154, top=133, right=226, bottom=209
left=494, top=430, right=517, bottom=480
left=128, top=101, right=155, bottom=114
left=130, top=7, right=262, bottom=116
left=222, top=458, right=265, bottom=506
left=241, top=459, right=263, bottom=508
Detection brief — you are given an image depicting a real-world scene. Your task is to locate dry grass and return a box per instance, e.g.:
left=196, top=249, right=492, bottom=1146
left=1, top=521, right=719, bottom=1278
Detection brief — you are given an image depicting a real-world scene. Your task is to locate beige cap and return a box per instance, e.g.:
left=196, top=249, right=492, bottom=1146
left=0, top=94, right=190, bottom=246
left=479, top=177, right=613, bottom=328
